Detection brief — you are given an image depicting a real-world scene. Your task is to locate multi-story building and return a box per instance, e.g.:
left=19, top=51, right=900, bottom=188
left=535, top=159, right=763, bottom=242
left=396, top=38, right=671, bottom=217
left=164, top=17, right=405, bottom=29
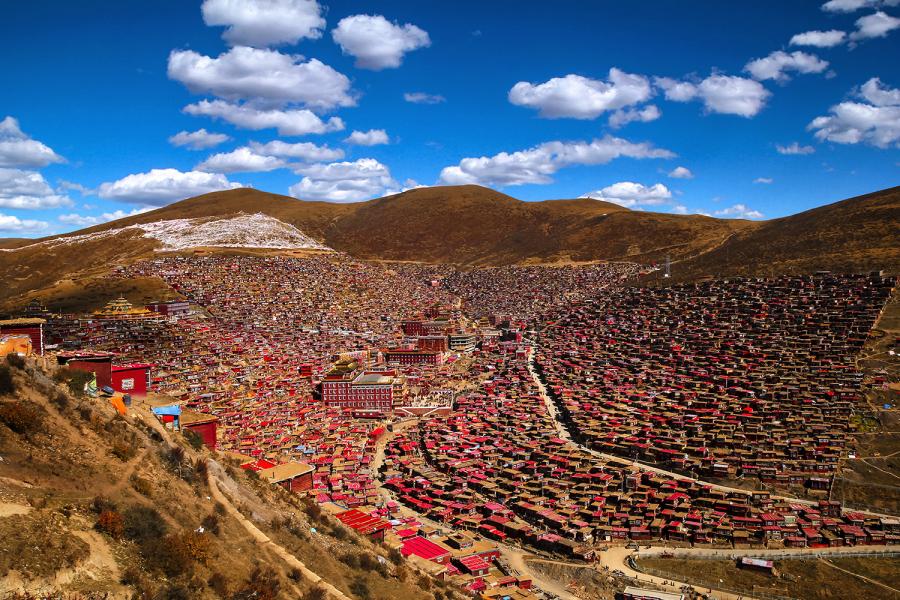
left=417, top=335, right=449, bottom=352
left=320, top=359, right=399, bottom=412
left=382, top=348, right=445, bottom=366
left=448, top=332, right=477, bottom=352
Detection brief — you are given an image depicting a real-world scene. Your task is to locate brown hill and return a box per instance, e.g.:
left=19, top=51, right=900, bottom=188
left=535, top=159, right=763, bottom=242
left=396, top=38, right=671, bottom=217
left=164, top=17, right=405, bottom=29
left=61, top=184, right=750, bottom=266
left=0, top=184, right=897, bottom=309
left=0, top=238, right=33, bottom=249
left=652, top=185, right=900, bottom=283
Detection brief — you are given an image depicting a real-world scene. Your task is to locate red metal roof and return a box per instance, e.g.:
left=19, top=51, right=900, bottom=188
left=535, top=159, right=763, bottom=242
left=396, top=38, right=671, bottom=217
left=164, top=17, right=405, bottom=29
left=336, top=509, right=391, bottom=535
left=401, top=536, right=450, bottom=561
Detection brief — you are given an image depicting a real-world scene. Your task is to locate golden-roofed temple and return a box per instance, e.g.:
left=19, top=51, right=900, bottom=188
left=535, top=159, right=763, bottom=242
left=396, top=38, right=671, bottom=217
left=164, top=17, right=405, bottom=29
left=92, top=297, right=162, bottom=321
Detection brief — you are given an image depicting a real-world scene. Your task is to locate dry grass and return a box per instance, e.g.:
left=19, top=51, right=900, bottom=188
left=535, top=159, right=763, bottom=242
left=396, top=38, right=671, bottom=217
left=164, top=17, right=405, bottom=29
left=638, top=556, right=900, bottom=600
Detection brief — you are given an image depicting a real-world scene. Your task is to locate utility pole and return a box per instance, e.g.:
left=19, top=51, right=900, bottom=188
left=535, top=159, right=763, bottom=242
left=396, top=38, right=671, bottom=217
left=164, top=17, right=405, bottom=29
left=664, top=254, right=671, bottom=279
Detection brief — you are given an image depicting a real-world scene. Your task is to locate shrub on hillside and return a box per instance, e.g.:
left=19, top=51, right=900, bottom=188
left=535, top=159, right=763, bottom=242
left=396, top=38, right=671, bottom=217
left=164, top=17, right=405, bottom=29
left=208, top=572, right=230, bottom=597
left=201, top=513, right=220, bottom=535
left=0, top=365, right=15, bottom=396
left=129, top=475, right=153, bottom=497
left=91, top=495, right=117, bottom=514
left=349, top=577, right=371, bottom=600
left=111, top=441, right=137, bottom=462
left=183, top=428, right=204, bottom=450
left=6, top=353, right=25, bottom=369
left=136, top=530, right=211, bottom=578
left=123, top=505, right=168, bottom=546
left=231, top=566, right=281, bottom=600
left=50, top=390, right=69, bottom=410
left=95, top=509, right=125, bottom=538
left=0, top=400, right=44, bottom=436
left=53, top=367, right=94, bottom=397
left=301, top=588, right=327, bottom=600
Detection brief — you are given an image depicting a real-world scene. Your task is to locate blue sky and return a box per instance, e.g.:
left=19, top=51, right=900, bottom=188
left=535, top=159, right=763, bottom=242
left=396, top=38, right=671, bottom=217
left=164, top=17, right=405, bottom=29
left=1, top=0, right=898, bottom=237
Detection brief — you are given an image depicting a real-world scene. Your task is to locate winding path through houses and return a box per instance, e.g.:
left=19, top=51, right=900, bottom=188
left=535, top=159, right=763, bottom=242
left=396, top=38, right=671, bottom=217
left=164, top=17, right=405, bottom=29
left=524, top=351, right=900, bottom=520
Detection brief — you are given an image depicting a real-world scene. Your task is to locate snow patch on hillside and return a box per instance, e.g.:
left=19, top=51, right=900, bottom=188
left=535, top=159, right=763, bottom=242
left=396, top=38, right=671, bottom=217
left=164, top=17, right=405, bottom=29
left=136, top=213, right=330, bottom=251
left=0, top=213, right=331, bottom=252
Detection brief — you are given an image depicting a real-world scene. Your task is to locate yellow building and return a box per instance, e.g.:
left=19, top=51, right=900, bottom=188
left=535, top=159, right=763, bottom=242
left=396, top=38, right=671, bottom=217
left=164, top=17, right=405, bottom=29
left=92, top=297, right=162, bottom=321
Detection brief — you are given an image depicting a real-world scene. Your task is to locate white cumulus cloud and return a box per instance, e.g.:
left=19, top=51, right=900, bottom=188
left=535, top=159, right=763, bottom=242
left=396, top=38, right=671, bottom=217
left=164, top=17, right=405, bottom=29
left=790, top=29, right=847, bottom=47
left=344, top=129, right=389, bottom=146
left=753, top=177, right=774, bottom=184
left=58, top=207, right=153, bottom=228
left=508, top=69, right=652, bottom=119
left=861, top=77, right=900, bottom=105
left=0, top=213, right=48, bottom=234
left=168, top=46, right=354, bottom=110
left=776, top=142, right=816, bottom=154
left=609, top=105, right=661, bottom=129
left=822, top=0, right=899, bottom=12
left=201, top=0, right=325, bottom=47
left=332, top=14, right=430, bottom=70
left=404, top=92, right=445, bottom=104
left=744, top=51, right=829, bottom=82
left=98, top=168, right=244, bottom=205
left=580, top=181, right=672, bottom=208
left=656, top=75, right=771, bottom=117
left=248, top=140, right=343, bottom=161
left=850, top=10, right=900, bottom=40
left=290, top=158, right=397, bottom=202
left=438, top=135, right=674, bottom=187
left=668, top=166, right=694, bottom=179
left=196, top=147, right=287, bottom=173
left=169, top=129, right=231, bottom=150
left=808, top=78, right=900, bottom=147
left=714, top=204, right=765, bottom=219
left=0, top=168, right=72, bottom=209
left=184, top=100, right=345, bottom=136
left=0, top=116, right=65, bottom=168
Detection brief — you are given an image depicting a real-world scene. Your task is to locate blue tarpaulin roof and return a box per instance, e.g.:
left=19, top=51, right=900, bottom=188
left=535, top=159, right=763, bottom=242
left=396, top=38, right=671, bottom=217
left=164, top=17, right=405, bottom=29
left=152, top=405, right=182, bottom=416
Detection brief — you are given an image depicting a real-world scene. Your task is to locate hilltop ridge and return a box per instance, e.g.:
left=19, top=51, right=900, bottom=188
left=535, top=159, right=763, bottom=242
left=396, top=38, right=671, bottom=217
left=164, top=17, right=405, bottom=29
left=0, top=184, right=898, bottom=310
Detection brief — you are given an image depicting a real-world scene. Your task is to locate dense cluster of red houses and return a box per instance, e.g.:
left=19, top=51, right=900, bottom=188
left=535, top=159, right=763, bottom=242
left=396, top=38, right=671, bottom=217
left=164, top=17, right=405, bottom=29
left=24, top=254, right=897, bottom=598
left=437, top=263, right=644, bottom=320
left=535, top=274, right=895, bottom=488
left=382, top=341, right=900, bottom=554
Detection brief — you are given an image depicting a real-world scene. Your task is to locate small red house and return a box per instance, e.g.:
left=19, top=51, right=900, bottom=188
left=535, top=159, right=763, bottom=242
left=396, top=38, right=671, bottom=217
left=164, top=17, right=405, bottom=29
left=259, top=462, right=315, bottom=493
left=401, top=536, right=452, bottom=564
left=0, top=319, right=45, bottom=356
left=110, top=363, right=152, bottom=396
left=57, top=351, right=114, bottom=388
left=181, top=410, right=218, bottom=449
left=336, top=509, right=392, bottom=541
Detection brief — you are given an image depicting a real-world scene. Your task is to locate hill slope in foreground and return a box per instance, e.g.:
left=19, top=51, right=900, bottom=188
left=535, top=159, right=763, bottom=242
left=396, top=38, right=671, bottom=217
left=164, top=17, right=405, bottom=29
left=0, top=184, right=897, bottom=308
left=0, top=358, right=447, bottom=600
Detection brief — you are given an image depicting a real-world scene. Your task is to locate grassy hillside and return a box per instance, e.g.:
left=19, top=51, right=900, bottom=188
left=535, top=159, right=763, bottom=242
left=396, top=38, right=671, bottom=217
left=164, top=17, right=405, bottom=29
left=0, top=184, right=897, bottom=309
left=645, top=186, right=900, bottom=283
left=0, top=358, right=454, bottom=600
